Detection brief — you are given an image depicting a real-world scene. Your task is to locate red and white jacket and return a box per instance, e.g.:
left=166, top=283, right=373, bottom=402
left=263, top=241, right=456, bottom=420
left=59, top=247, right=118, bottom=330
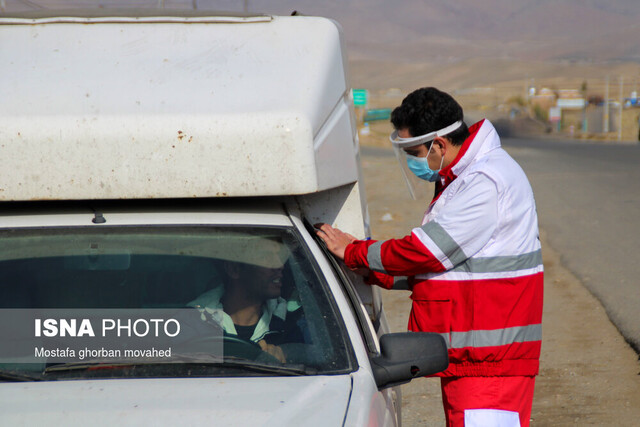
left=345, top=119, right=543, bottom=377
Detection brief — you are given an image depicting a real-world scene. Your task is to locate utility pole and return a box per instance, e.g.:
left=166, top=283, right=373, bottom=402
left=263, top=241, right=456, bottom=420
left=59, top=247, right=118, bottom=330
left=619, top=76, right=624, bottom=141
left=581, top=79, right=588, bottom=133
left=604, top=75, right=610, bottom=134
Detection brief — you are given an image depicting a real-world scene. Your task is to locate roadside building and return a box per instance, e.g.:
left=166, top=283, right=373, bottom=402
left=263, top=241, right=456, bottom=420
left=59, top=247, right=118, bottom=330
left=531, top=88, right=556, bottom=112
left=556, top=89, right=586, bottom=133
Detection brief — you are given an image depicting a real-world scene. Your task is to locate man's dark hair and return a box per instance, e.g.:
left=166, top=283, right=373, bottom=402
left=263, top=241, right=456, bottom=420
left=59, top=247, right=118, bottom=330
left=391, top=87, right=470, bottom=146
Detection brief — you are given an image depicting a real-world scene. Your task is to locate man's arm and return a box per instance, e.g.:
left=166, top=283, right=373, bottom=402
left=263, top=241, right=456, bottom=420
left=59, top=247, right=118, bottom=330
left=317, top=173, right=499, bottom=277
left=315, top=224, right=446, bottom=276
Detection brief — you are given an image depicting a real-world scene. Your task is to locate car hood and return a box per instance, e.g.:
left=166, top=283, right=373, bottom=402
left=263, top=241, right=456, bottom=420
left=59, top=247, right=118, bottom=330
left=0, top=376, right=352, bottom=426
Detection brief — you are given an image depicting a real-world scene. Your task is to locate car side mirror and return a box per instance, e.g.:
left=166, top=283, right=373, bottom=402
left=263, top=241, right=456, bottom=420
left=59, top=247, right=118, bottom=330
left=370, top=332, right=448, bottom=390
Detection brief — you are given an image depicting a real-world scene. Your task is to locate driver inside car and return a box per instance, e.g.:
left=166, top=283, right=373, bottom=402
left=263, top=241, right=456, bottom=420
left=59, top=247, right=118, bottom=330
left=188, top=236, right=305, bottom=363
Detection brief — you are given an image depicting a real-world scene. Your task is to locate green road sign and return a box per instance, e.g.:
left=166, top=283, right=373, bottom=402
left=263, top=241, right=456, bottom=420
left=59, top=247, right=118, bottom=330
left=352, top=89, right=368, bottom=107
left=364, top=108, right=391, bottom=122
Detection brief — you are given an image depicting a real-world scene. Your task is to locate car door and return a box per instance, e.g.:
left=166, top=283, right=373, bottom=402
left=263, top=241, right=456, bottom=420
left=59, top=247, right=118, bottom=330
left=295, top=217, right=401, bottom=426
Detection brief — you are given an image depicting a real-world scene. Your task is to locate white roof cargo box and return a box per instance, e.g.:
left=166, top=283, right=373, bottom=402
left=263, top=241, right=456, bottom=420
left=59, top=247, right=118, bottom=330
left=0, top=13, right=359, bottom=201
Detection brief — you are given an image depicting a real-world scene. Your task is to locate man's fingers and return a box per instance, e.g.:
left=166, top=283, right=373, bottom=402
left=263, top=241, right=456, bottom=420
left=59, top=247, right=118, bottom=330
left=263, top=343, right=286, bottom=363
left=314, top=223, right=338, bottom=243
left=259, top=340, right=286, bottom=363
left=316, top=223, right=337, bottom=237
left=315, top=229, right=329, bottom=244
left=315, top=223, right=350, bottom=241
left=313, top=224, right=355, bottom=260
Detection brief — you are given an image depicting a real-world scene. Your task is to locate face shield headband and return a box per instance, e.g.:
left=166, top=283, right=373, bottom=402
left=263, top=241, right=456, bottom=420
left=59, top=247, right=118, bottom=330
left=389, top=120, right=463, bottom=148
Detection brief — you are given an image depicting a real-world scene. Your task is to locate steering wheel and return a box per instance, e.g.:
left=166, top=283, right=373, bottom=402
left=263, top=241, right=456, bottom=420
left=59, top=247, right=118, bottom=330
left=181, top=335, right=280, bottom=363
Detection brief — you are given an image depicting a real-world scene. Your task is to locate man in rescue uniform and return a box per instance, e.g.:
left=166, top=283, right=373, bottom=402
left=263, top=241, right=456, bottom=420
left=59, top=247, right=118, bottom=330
left=317, top=87, right=543, bottom=427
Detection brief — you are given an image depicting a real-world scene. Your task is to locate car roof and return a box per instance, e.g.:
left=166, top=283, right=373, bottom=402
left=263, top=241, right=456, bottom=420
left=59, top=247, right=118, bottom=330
left=0, top=13, right=359, bottom=201
left=0, top=8, right=265, bottom=19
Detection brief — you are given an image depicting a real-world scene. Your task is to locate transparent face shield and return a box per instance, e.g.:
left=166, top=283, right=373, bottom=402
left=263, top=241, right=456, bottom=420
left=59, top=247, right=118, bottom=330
left=389, top=121, right=463, bottom=200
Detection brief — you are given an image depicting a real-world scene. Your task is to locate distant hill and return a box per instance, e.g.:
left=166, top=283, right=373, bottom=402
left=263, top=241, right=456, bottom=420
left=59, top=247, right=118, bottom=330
left=255, top=0, right=640, bottom=92
left=4, top=0, right=638, bottom=62
left=4, top=0, right=638, bottom=63
left=260, top=0, right=640, bottom=63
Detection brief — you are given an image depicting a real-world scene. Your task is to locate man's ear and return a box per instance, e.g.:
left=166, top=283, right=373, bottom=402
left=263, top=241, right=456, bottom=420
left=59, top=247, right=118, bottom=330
left=432, top=136, right=447, bottom=154
left=223, top=262, right=241, bottom=280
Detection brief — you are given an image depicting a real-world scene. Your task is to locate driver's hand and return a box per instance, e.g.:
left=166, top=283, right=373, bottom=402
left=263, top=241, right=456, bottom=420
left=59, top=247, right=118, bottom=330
left=258, top=340, right=286, bottom=363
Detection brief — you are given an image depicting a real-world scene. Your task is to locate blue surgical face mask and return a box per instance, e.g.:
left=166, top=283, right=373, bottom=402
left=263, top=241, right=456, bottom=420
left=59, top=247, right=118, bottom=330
left=406, top=155, right=439, bottom=182
left=405, top=144, right=443, bottom=182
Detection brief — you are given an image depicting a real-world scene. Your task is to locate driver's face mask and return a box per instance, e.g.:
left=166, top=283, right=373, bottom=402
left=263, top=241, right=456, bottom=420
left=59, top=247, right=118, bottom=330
left=389, top=121, right=462, bottom=199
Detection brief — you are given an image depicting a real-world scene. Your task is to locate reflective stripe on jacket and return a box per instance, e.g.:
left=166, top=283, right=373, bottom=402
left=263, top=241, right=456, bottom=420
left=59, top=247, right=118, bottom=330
left=345, top=119, right=543, bottom=377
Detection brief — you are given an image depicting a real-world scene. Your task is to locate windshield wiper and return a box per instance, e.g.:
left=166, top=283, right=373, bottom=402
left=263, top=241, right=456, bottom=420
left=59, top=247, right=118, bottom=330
left=215, top=357, right=318, bottom=376
left=44, top=354, right=317, bottom=376
left=44, top=356, right=168, bottom=374
left=167, top=353, right=317, bottom=375
left=0, top=369, right=43, bottom=382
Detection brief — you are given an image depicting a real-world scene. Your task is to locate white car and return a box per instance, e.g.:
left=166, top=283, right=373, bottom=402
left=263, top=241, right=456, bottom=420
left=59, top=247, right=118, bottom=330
left=0, top=7, right=448, bottom=426
left=0, top=201, right=448, bottom=426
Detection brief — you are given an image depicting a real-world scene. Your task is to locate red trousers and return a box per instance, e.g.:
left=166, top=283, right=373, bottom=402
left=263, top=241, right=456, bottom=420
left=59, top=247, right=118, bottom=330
left=440, top=376, right=536, bottom=427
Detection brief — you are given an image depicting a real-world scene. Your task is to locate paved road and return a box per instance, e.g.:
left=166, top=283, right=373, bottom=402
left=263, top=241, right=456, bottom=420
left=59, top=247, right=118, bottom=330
left=501, top=137, right=640, bottom=353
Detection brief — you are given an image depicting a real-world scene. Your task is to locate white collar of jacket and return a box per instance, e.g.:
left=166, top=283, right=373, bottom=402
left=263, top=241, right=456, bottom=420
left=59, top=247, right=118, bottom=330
left=187, top=285, right=288, bottom=342
left=439, top=119, right=501, bottom=183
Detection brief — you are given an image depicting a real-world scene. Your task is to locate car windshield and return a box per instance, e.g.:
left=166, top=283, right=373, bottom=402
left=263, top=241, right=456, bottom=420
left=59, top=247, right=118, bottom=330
left=0, top=226, right=354, bottom=380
